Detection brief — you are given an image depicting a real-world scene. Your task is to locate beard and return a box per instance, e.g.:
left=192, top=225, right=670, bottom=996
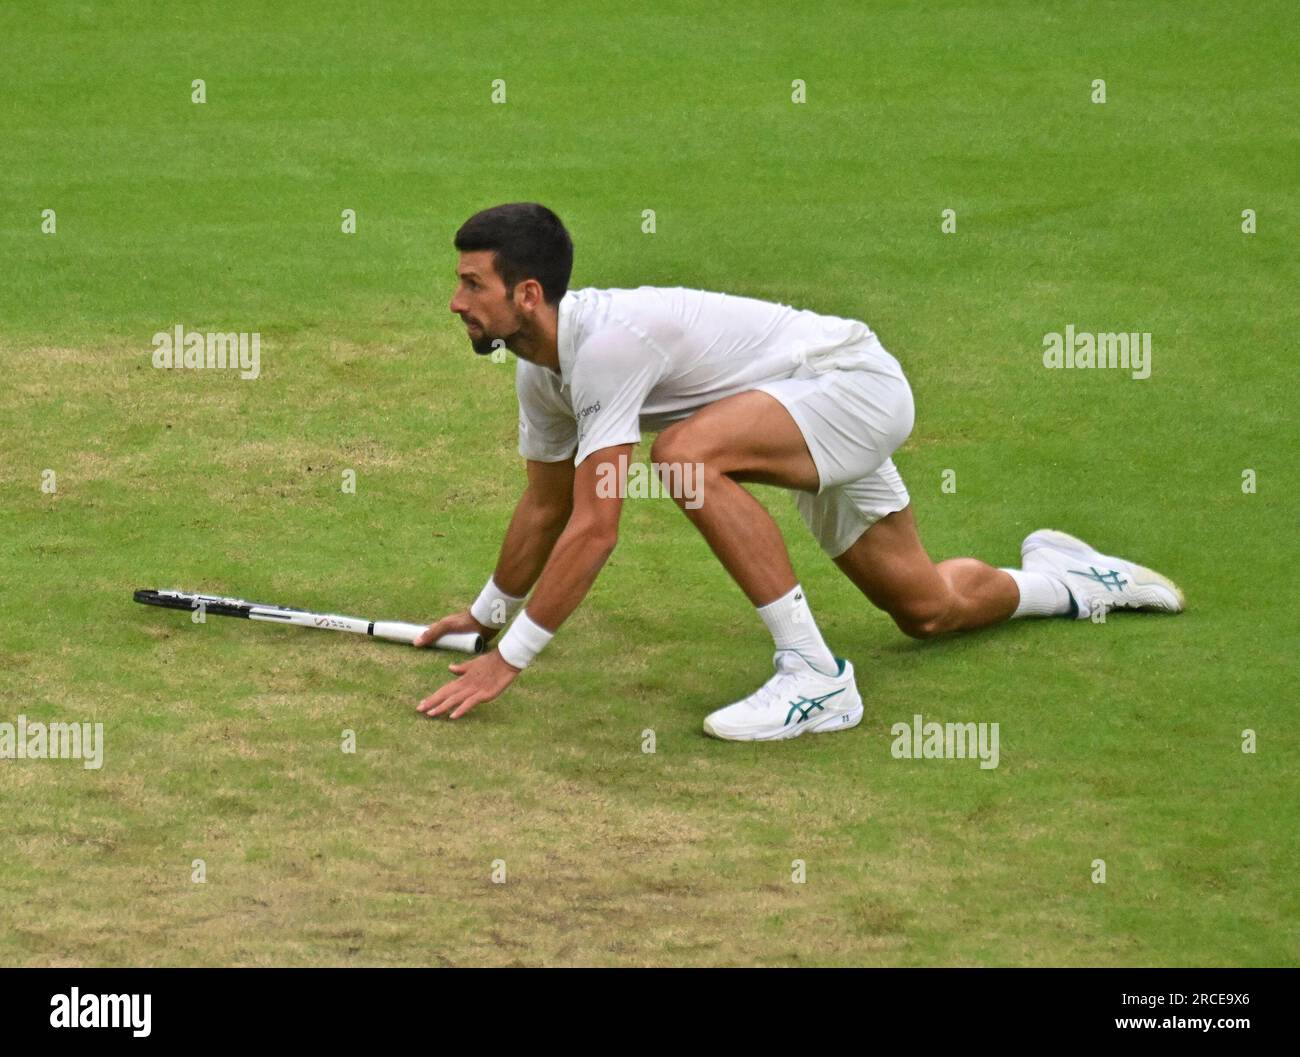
left=468, top=320, right=522, bottom=357
left=470, top=333, right=499, bottom=356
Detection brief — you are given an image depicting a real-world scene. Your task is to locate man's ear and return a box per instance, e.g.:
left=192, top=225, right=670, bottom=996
left=515, top=277, right=545, bottom=312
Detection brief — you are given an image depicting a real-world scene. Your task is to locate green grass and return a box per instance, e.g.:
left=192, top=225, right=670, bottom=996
left=1, top=0, right=1296, bottom=966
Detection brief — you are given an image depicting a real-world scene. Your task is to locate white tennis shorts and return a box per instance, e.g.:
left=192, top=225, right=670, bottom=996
left=755, top=344, right=915, bottom=558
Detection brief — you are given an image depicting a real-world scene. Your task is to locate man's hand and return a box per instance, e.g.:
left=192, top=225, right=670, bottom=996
left=413, top=610, right=497, bottom=648
left=417, top=649, right=520, bottom=720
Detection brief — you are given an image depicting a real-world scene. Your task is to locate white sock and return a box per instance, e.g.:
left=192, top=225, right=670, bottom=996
left=1002, top=568, right=1073, bottom=618
left=757, top=584, right=839, bottom=675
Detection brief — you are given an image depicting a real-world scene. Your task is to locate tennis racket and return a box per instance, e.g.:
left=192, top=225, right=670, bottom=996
left=133, top=589, right=483, bottom=653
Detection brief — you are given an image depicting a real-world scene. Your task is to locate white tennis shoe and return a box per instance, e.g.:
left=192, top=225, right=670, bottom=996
left=1021, top=529, right=1185, bottom=620
left=703, top=651, right=863, bottom=741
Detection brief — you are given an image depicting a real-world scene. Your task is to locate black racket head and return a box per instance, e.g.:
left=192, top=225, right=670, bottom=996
left=133, top=589, right=257, bottom=619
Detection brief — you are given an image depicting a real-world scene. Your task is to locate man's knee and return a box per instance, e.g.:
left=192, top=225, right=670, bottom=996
left=649, top=424, right=690, bottom=468
left=652, top=424, right=722, bottom=475
left=889, top=595, right=955, bottom=639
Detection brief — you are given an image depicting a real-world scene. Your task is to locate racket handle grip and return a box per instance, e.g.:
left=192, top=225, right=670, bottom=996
left=431, top=631, right=485, bottom=654
left=371, top=621, right=483, bottom=654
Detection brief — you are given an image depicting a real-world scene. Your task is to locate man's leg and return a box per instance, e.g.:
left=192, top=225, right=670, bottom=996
left=653, top=388, right=871, bottom=739
left=651, top=389, right=844, bottom=676
left=651, top=390, right=818, bottom=606
left=650, top=388, right=1064, bottom=643
left=831, top=505, right=1022, bottom=638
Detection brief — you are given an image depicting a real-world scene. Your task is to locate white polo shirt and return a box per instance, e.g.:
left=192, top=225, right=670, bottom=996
left=516, top=285, right=892, bottom=466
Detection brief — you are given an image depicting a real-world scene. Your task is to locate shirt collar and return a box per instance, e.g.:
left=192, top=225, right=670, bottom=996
left=556, top=290, right=578, bottom=387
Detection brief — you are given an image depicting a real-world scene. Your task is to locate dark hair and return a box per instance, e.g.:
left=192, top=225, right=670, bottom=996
left=454, top=203, right=573, bottom=305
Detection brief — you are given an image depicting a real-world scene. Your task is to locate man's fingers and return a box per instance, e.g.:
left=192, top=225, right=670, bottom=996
left=418, top=693, right=453, bottom=717
left=417, top=653, right=511, bottom=721
left=417, top=678, right=461, bottom=714
left=449, top=694, right=487, bottom=720
left=413, top=621, right=450, bottom=648
left=420, top=678, right=475, bottom=718
left=428, top=689, right=470, bottom=718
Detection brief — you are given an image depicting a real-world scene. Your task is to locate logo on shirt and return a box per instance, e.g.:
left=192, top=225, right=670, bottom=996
left=577, top=401, right=602, bottom=420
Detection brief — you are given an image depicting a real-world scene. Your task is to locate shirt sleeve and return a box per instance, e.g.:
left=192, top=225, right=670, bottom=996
left=568, top=325, right=668, bottom=466
left=516, top=360, right=578, bottom=462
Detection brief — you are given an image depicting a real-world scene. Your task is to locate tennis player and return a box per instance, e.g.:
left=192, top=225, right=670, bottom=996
left=416, top=203, right=1183, bottom=739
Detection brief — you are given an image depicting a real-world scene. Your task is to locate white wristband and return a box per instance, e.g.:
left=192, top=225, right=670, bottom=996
left=469, top=577, right=527, bottom=629
left=496, top=611, right=554, bottom=670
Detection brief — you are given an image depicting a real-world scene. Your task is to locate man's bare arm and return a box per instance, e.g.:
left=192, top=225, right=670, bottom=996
left=414, top=457, right=573, bottom=647
left=415, top=444, right=631, bottom=719
left=521, top=443, right=629, bottom=632
left=492, top=457, right=576, bottom=596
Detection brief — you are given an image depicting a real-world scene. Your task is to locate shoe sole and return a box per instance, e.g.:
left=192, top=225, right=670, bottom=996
left=703, top=703, right=864, bottom=742
left=1022, top=529, right=1186, bottom=612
